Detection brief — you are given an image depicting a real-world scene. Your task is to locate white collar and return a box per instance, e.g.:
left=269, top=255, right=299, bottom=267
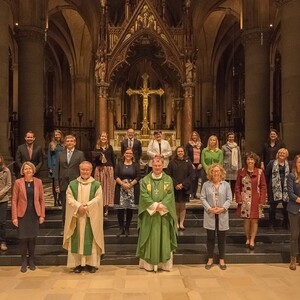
left=151, top=173, right=163, bottom=179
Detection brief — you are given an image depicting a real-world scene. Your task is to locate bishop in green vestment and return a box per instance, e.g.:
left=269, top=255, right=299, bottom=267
left=136, top=157, right=177, bottom=272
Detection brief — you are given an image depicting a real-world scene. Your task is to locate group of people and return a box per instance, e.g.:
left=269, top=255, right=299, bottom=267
left=199, top=129, right=300, bottom=272
left=1, top=127, right=300, bottom=273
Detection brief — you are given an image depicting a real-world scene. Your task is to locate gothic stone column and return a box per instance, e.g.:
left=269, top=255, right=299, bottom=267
left=98, top=82, right=109, bottom=135
left=276, top=0, right=300, bottom=156
left=0, top=0, right=10, bottom=157
left=16, top=27, right=45, bottom=144
left=242, top=29, right=270, bottom=153
left=182, top=83, right=194, bottom=145
left=107, top=98, right=114, bottom=141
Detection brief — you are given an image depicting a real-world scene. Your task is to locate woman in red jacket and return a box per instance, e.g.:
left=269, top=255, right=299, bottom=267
left=12, top=161, right=45, bottom=273
left=235, top=152, right=267, bottom=250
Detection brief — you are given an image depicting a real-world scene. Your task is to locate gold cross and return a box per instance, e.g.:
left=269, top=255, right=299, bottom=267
left=126, top=73, right=164, bottom=136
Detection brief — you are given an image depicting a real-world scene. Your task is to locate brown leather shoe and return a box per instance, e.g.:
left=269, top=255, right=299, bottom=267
left=74, top=265, right=82, bottom=273
left=249, top=244, right=255, bottom=251
left=0, top=242, right=7, bottom=251
left=116, top=228, right=125, bottom=237
left=289, top=257, right=297, bottom=271
left=87, top=265, right=97, bottom=273
left=205, top=263, right=213, bottom=270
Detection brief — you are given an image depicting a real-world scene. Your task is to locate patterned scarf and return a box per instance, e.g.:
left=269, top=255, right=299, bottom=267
left=226, top=142, right=239, bottom=170
left=189, top=140, right=201, bottom=149
left=271, top=160, right=289, bottom=202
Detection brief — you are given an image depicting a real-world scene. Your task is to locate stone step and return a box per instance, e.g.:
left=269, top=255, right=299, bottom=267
left=0, top=242, right=290, bottom=266
left=3, top=226, right=290, bottom=246
left=1, top=205, right=291, bottom=266
left=5, top=206, right=287, bottom=229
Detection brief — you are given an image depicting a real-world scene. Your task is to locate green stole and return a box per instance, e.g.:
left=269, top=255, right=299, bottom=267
left=69, top=180, right=100, bottom=255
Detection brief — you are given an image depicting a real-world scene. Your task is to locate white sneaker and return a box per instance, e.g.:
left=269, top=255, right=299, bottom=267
left=0, top=242, right=7, bottom=251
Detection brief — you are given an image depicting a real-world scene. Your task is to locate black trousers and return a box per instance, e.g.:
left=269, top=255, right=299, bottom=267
left=269, top=200, right=288, bottom=226
left=206, top=215, right=227, bottom=260
left=117, top=209, right=133, bottom=229
left=60, top=191, right=67, bottom=226
left=0, top=201, right=8, bottom=242
left=19, top=238, right=36, bottom=264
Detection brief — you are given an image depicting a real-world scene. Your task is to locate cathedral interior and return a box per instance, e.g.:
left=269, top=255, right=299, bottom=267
left=1, top=0, right=300, bottom=161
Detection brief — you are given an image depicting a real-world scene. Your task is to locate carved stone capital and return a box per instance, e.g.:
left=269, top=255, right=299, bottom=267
left=182, top=82, right=195, bottom=87
left=98, top=83, right=109, bottom=98
left=274, top=0, right=293, bottom=8
left=15, top=26, right=45, bottom=44
left=241, top=28, right=271, bottom=46
left=182, top=84, right=194, bottom=98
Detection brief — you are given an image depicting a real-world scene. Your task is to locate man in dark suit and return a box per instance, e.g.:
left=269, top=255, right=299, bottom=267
left=55, top=135, right=85, bottom=226
left=15, top=131, right=44, bottom=177
left=121, top=128, right=142, bottom=163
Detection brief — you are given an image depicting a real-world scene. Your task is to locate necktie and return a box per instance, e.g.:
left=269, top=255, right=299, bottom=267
left=67, top=151, right=72, bottom=164
left=129, top=139, right=133, bottom=148
left=158, top=142, right=161, bottom=154
left=27, top=146, right=32, bottom=160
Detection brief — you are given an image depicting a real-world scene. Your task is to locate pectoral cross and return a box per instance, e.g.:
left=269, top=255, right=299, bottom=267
left=154, top=189, right=159, bottom=196
left=126, top=73, right=164, bottom=136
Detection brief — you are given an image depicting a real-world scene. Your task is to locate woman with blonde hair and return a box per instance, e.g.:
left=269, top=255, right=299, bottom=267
left=201, top=135, right=223, bottom=181
left=92, top=131, right=115, bottom=216
left=11, top=162, right=45, bottom=272
left=201, top=163, right=232, bottom=270
left=265, top=148, right=290, bottom=229
left=287, top=154, right=300, bottom=270
left=47, top=129, right=64, bottom=206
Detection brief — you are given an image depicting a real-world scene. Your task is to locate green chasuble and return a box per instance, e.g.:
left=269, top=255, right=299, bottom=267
left=69, top=179, right=100, bottom=255
left=136, top=172, right=177, bottom=265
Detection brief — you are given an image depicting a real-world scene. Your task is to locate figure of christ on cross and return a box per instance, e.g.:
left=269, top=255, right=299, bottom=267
left=126, top=73, right=164, bottom=136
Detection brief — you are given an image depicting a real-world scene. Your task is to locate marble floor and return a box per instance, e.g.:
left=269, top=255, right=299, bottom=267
left=0, top=264, right=299, bottom=300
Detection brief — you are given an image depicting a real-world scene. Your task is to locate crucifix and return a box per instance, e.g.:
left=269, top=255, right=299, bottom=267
left=126, top=73, right=164, bottom=136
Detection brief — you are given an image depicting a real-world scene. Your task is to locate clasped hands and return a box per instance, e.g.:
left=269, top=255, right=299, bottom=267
left=175, top=183, right=183, bottom=190
left=209, top=207, right=225, bottom=214
left=122, top=182, right=132, bottom=190
left=77, top=204, right=88, bottom=216
left=156, top=203, right=166, bottom=212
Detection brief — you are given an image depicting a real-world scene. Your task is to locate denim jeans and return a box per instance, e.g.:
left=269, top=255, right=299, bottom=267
left=288, top=212, right=300, bottom=257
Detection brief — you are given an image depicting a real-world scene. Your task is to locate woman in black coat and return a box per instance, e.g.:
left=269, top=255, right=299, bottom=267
left=166, top=146, right=194, bottom=230
left=265, top=148, right=290, bottom=229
